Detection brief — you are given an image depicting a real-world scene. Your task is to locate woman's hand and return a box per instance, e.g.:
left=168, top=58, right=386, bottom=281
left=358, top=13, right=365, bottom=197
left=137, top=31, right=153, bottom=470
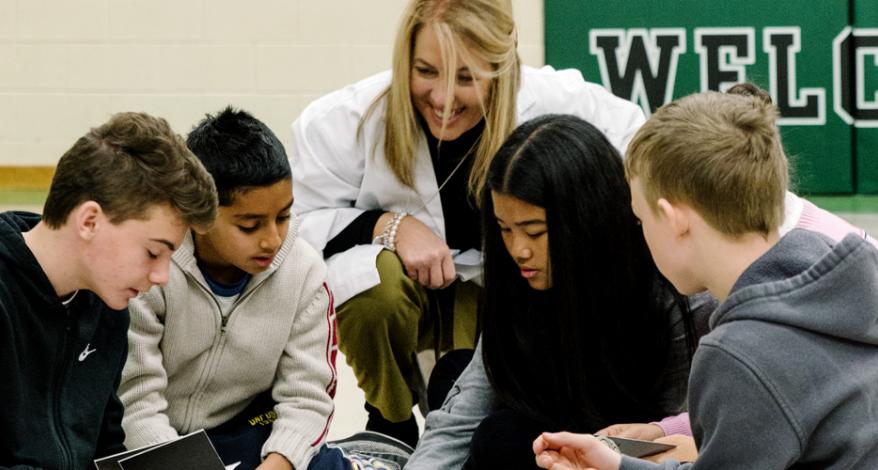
left=394, top=215, right=456, bottom=289
left=644, top=435, right=698, bottom=463
left=596, top=423, right=665, bottom=441
left=533, top=432, right=622, bottom=470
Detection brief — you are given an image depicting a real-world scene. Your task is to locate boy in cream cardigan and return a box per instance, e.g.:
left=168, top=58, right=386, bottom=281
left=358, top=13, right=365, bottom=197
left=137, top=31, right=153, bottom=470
left=120, top=107, right=338, bottom=470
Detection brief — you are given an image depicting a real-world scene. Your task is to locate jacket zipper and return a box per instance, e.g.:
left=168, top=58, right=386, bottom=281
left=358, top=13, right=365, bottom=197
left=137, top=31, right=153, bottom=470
left=52, top=307, right=75, bottom=469
left=179, top=271, right=269, bottom=430
left=178, top=279, right=226, bottom=430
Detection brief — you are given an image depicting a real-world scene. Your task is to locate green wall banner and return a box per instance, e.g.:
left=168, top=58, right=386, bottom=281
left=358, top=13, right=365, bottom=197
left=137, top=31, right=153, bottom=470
left=545, top=0, right=878, bottom=194
left=853, top=0, right=878, bottom=192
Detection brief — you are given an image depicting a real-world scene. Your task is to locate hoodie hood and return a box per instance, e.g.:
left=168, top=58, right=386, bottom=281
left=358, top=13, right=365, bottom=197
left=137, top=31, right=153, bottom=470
left=711, top=228, right=878, bottom=346
left=0, top=210, right=40, bottom=251
left=0, top=211, right=56, bottom=300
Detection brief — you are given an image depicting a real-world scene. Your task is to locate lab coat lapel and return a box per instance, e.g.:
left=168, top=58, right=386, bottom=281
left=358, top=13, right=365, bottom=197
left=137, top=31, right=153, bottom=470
left=516, top=77, right=538, bottom=122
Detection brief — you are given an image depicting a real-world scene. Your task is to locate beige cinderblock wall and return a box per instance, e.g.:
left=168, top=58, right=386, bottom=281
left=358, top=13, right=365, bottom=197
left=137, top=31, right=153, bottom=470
left=0, top=0, right=544, bottom=167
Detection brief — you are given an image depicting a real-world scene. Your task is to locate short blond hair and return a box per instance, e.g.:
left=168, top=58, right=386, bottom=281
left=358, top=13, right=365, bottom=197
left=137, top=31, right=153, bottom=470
left=361, top=0, right=520, bottom=203
left=625, top=91, right=788, bottom=236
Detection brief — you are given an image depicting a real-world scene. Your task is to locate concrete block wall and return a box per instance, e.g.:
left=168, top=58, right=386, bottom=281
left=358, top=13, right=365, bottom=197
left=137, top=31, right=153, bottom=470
left=0, top=0, right=544, bottom=167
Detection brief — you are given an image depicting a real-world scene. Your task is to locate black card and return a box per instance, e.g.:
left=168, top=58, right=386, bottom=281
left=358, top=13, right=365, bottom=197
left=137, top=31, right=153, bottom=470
left=95, top=430, right=227, bottom=470
left=608, top=436, right=676, bottom=458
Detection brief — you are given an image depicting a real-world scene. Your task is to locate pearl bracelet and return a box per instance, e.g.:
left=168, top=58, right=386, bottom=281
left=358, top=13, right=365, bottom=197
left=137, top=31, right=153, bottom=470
left=380, top=212, right=408, bottom=252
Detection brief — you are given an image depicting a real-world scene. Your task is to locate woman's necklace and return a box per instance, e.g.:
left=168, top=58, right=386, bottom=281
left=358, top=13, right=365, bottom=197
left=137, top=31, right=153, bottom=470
left=414, top=134, right=481, bottom=214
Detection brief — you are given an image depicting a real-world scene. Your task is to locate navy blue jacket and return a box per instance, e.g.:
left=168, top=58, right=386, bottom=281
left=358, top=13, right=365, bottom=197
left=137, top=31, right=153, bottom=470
left=0, top=211, right=128, bottom=469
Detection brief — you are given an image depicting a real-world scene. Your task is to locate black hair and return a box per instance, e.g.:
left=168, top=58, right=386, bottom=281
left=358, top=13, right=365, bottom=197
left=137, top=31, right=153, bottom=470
left=186, top=106, right=291, bottom=206
left=480, top=114, right=694, bottom=431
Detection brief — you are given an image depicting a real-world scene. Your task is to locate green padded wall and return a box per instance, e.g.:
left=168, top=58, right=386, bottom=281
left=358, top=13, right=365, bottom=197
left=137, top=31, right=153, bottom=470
left=545, top=0, right=859, bottom=193
left=854, top=0, right=878, bottom=192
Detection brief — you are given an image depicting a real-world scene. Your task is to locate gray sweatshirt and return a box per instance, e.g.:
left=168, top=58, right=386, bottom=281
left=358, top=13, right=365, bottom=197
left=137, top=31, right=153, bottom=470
left=623, top=229, right=878, bottom=469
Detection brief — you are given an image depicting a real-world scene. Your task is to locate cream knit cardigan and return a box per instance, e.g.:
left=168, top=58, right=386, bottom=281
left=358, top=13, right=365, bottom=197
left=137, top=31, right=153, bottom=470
left=119, top=219, right=337, bottom=469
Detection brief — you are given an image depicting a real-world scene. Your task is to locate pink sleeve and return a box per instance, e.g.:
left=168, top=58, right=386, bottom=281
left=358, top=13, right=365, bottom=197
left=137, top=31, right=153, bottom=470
left=797, top=199, right=878, bottom=249
left=651, top=412, right=692, bottom=437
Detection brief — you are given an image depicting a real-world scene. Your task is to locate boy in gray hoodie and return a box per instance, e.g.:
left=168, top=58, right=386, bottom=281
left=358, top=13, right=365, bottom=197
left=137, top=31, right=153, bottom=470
left=532, top=90, right=878, bottom=469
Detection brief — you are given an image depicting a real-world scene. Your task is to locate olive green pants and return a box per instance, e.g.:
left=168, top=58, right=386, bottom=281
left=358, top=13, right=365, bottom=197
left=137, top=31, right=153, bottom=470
left=336, top=250, right=479, bottom=422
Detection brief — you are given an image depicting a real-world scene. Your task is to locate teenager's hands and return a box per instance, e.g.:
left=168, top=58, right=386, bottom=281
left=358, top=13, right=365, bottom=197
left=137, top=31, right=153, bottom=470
left=644, top=435, right=698, bottom=463
left=393, top=215, right=456, bottom=289
left=596, top=423, right=665, bottom=441
left=533, top=432, right=622, bottom=470
left=256, top=453, right=294, bottom=470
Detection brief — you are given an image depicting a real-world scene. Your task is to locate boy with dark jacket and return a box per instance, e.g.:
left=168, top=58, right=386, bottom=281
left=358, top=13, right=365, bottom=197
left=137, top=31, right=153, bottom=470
left=0, top=112, right=217, bottom=469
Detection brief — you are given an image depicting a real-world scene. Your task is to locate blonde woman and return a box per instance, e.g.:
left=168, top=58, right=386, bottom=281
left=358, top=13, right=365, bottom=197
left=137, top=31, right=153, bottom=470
left=290, top=0, right=644, bottom=446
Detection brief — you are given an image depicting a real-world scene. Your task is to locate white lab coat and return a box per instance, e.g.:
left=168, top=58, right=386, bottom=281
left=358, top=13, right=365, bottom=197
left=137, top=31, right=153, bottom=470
left=290, top=65, right=645, bottom=304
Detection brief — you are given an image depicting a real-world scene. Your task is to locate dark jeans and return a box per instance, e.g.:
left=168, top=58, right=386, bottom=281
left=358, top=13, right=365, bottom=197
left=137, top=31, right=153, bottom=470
left=206, top=390, right=352, bottom=470
left=464, top=408, right=553, bottom=470
left=426, top=348, right=475, bottom=411
left=206, top=391, right=275, bottom=469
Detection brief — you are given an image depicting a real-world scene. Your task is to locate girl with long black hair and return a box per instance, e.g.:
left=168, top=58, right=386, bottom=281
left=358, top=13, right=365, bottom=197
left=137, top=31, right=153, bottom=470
left=407, top=113, right=697, bottom=469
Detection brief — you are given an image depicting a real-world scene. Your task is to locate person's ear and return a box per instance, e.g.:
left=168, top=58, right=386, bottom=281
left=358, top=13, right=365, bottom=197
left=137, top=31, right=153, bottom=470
left=656, top=197, right=690, bottom=237
left=72, top=201, right=103, bottom=241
